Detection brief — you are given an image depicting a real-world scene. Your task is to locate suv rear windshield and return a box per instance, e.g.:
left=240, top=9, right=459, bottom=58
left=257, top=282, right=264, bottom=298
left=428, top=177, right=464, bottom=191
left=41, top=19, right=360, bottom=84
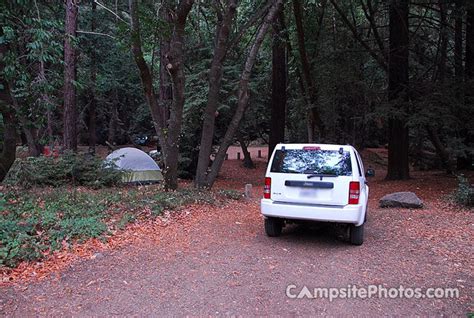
left=270, top=149, right=352, bottom=176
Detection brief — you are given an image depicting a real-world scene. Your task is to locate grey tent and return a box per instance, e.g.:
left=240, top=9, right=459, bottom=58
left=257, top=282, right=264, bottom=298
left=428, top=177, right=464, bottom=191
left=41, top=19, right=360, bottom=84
left=105, top=147, right=163, bottom=183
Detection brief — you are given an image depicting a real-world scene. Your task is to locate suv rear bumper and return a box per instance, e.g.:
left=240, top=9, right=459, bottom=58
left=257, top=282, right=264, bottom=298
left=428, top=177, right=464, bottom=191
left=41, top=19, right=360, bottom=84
left=261, top=199, right=365, bottom=226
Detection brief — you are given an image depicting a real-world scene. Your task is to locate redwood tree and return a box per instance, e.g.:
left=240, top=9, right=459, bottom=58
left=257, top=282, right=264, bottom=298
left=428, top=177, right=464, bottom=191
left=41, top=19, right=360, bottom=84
left=455, top=0, right=464, bottom=81
left=463, top=3, right=474, bottom=168
left=87, top=0, right=97, bottom=154
left=63, top=0, right=79, bottom=151
left=268, top=4, right=286, bottom=159
left=466, top=3, right=474, bottom=82
left=293, top=0, right=324, bottom=141
left=386, top=0, right=410, bottom=180
left=0, top=28, right=17, bottom=181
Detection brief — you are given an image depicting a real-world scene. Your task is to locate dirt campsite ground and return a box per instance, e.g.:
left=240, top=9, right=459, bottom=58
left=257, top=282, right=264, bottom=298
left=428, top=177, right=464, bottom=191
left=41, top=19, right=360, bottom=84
left=1, top=146, right=473, bottom=316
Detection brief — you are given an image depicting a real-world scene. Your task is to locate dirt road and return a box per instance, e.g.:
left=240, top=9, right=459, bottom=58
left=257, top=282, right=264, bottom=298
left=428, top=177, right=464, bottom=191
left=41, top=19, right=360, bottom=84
left=1, top=159, right=473, bottom=316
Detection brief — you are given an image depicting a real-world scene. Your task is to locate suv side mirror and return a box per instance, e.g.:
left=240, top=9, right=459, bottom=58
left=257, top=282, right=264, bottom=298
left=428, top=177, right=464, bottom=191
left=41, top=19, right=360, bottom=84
left=366, top=168, right=375, bottom=177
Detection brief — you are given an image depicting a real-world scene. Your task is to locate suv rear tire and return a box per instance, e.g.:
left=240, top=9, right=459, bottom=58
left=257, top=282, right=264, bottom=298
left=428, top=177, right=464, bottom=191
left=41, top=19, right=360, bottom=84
left=264, top=217, right=283, bottom=237
left=350, top=224, right=364, bottom=245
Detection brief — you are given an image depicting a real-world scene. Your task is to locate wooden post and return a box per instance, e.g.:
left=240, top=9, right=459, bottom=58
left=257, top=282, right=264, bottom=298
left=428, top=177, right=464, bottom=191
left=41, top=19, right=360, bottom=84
left=244, top=184, right=253, bottom=198
left=237, top=152, right=241, bottom=160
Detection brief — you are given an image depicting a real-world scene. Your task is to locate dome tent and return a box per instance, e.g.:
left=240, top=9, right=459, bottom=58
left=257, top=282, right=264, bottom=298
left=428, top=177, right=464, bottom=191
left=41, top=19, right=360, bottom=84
left=105, top=147, right=163, bottom=184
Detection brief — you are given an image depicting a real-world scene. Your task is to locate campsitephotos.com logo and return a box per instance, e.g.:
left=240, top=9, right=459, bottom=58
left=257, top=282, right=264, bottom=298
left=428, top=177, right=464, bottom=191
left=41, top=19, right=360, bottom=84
left=285, top=284, right=460, bottom=302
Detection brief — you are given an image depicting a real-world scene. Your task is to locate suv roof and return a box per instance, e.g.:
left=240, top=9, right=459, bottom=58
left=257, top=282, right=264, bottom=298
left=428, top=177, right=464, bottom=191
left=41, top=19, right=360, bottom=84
left=274, top=143, right=355, bottom=151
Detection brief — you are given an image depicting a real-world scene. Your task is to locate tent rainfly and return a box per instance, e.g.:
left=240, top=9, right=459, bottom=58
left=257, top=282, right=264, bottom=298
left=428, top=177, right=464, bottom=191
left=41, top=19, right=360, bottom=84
left=105, top=147, right=163, bottom=184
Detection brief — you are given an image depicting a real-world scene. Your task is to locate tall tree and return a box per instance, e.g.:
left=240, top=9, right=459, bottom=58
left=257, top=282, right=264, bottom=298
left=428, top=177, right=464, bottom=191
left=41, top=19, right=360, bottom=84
left=0, top=28, right=17, bottom=181
left=200, top=0, right=284, bottom=188
left=63, top=0, right=79, bottom=151
left=466, top=3, right=474, bottom=82
left=454, top=0, right=464, bottom=81
left=195, top=0, right=238, bottom=187
left=159, top=5, right=172, bottom=130
left=386, top=0, right=410, bottom=180
left=463, top=2, right=474, bottom=169
left=130, top=0, right=194, bottom=190
left=87, top=0, right=97, bottom=154
left=293, top=0, right=324, bottom=142
left=268, top=4, right=286, bottom=158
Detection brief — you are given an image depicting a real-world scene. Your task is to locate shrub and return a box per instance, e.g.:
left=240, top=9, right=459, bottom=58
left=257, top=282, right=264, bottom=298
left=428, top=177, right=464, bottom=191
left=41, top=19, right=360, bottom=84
left=452, top=175, right=474, bottom=208
left=3, top=152, right=122, bottom=188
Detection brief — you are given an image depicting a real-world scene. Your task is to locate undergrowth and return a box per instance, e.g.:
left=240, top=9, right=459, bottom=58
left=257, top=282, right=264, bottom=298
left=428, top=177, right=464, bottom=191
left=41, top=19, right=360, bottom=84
left=452, top=175, right=474, bottom=208
left=0, top=186, right=240, bottom=267
left=3, top=152, right=122, bottom=188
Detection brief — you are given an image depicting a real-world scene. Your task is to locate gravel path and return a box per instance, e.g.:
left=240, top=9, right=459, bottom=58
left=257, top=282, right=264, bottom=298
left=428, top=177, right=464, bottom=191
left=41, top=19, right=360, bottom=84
left=1, top=159, right=473, bottom=316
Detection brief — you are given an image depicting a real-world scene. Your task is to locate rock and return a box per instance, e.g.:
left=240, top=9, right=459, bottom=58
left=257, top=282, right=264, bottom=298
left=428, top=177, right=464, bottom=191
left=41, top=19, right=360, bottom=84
left=379, top=192, right=423, bottom=209
left=91, top=252, right=104, bottom=260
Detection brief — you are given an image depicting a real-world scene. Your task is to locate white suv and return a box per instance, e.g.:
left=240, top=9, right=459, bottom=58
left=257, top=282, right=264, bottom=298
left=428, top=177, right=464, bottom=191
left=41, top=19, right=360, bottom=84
left=261, top=143, right=372, bottom=245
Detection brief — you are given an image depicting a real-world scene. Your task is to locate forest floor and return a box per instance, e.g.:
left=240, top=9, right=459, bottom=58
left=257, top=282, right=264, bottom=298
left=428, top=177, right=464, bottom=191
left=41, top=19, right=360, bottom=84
left=0, top=148, right=473, bottom=316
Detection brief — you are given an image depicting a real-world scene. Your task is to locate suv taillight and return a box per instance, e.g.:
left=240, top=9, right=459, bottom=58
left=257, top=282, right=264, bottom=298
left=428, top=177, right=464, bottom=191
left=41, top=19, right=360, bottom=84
left=348, top=181, right=360, bottom=204
left=264, top=177, right=271, bottom=199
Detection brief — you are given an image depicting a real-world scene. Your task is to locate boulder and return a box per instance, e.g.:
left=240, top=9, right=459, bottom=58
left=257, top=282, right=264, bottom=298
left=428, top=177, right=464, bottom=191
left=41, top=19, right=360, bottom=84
left=379, top=192, right=423, bottom=209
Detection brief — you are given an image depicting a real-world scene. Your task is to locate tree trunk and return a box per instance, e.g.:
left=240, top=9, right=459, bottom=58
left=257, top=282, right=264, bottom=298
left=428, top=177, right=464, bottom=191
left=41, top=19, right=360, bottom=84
left=425, top=125, right=455, bottom=174
left=161, top=0, right=194, bottom=190
left=63, top=0, right=79, bottom=151
left=237, top=133, right=255, bottom=169
left=203, top=0, right=283, bottom=188
left=88, top=0, right=97, bottom=154
left=460, top=4, right=474, bottom=170
left=129, top=0, right=165, bottom=143
left=466, top=4, right=474, bottom=81
left=159, top=4, right=172, bottom=129
left=195, top=0, right=238, bottom=188
left=386, top=0, right=410, bottom=180
left=0, top=105, right=17, bottom=182
left=129, top=0, right=193, bottom=190
left=455, top=0, right=464, bottom=81
left=108, top=101, right=118, bottom=145
left=0, top=32, right=18, bottom=181
left=268, top=6, right=287, bottom=160
left=437, top=0, right=447, bottom=83
left=21, top=125, right=40, bottom=157
left=293, top=0, right=323, bottom=140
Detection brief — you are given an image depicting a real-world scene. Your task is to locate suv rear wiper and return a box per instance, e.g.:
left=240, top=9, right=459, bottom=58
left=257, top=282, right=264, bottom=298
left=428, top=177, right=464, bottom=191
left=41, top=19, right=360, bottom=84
left=306, top=173, right=338, bottom=179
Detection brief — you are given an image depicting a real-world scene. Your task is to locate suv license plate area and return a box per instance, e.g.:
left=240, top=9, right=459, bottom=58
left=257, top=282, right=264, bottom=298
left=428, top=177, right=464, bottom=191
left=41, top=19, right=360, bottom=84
left=300, top=189, right=317, bottom=197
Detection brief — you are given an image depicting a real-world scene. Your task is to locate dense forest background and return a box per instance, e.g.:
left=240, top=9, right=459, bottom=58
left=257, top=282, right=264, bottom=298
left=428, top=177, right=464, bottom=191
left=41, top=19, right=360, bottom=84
left=0, top=0, right=473, bottom=190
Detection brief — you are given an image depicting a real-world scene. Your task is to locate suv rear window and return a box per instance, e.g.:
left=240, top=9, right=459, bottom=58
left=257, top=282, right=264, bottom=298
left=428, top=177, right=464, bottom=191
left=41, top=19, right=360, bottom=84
left=270, top=149, right=352, bottom=176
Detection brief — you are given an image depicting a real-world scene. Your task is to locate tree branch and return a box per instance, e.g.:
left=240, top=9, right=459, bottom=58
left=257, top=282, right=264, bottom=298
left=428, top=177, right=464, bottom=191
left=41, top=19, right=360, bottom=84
left=329, top=0, right=388, bottom=72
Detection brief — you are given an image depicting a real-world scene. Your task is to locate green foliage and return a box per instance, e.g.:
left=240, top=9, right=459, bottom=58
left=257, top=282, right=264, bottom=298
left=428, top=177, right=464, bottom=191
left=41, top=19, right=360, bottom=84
left=1, top=4, right=64, bottom=145
left=0, top=190, right=108, bottom=267
left=151, top=188, right=216, bottom=210
left=452, top=175, right=474, bottom=208
left=0, top=114, right=4, bottom=151
left=217, top=189, right=243, bottom=200
left=3, top=153, right=122, bottom=188
left=0, top=185, right=236, bottom=268
left=117, top=212, right=136, bottom=230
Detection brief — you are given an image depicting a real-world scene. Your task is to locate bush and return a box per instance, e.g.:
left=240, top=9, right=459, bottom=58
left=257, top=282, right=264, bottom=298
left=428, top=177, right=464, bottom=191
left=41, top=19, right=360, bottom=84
left=3, top=152, right=122, bottom=188
left=453, top=175, right=474, bottom=208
